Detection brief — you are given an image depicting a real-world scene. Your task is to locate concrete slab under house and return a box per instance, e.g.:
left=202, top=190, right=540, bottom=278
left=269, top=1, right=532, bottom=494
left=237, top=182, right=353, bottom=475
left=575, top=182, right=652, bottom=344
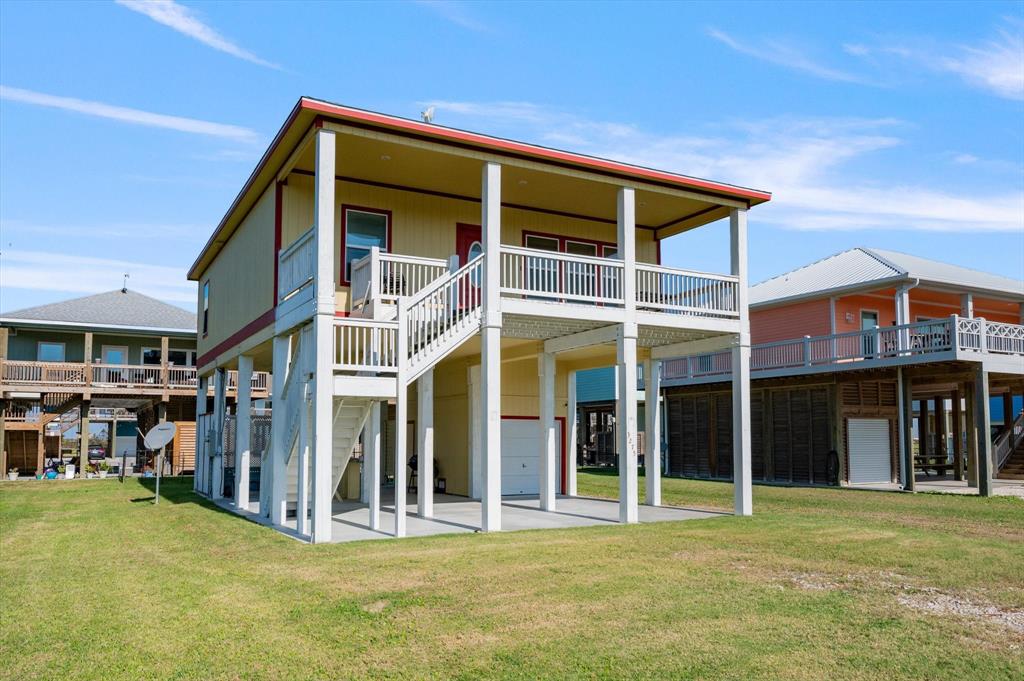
left=187, top=97, right=770, bottom=543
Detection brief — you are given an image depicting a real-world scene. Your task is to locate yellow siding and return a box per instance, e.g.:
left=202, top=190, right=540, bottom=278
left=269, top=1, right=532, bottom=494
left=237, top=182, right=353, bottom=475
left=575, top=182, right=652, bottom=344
left=196, top=185, right=275, bottom=360
left=279, top=177, right=659, bottom=314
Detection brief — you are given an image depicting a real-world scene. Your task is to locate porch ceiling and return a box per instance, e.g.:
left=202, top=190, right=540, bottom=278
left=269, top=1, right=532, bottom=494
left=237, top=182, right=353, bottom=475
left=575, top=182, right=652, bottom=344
left=290, top=129, right=731, bottom=235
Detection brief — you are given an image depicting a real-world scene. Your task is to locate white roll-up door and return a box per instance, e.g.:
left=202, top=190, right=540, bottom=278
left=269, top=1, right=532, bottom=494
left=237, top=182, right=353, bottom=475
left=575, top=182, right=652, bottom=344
left=847, top=418, right=892, bottom=484
left=499, top=418, right=563, bottom=496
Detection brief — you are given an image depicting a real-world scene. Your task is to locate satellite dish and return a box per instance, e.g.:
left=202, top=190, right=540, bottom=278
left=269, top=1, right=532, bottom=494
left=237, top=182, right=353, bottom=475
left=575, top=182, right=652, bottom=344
left=143, top=422, right=177, bottom=450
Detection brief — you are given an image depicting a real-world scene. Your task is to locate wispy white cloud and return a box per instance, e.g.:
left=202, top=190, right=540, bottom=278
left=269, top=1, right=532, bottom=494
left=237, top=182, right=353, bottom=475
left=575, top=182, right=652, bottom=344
left=0, top=218, right=204, bottom=241
left=0, top=85, right=258, bottom=142
left=415, top=0, right=490, bottom=32
left=0, top=250, right=196, bottom=306
left=845, top=22, right=1024, bottom=100
left=425, top=100, right=1024, bottom=234
left=706, top=27, right=871, bottom=84
left=116, top=0, right=280, bottom=69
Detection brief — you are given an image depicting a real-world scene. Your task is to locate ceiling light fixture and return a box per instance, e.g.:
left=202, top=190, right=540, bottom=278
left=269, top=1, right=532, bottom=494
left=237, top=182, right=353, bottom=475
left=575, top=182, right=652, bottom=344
left=380, top=154, right=391, bottom=161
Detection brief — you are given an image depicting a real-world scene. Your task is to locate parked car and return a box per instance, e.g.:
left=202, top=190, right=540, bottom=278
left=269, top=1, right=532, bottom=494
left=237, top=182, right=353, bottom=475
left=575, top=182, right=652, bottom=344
left=87, top=446, right=106, bottom=460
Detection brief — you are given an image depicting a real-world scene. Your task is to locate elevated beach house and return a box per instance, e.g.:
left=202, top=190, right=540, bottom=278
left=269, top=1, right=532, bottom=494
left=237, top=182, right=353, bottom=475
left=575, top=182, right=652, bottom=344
left=661, top=248, right=1024, bottom=494
left=188, top=97, right=770, bottom=543
left=0, top=289, right=269, bottom=477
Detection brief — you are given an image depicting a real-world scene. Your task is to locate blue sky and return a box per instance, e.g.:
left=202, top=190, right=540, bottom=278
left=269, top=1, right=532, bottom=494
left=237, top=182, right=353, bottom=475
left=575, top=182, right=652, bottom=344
left=1, top=0, right=1021, bottom=312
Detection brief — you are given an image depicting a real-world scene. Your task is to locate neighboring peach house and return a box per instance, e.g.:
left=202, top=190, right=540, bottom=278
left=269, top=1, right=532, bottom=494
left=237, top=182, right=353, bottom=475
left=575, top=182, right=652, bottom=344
left=187, top=96, right=770, bottom=543
left=661, top=248, right=1024, bottom=494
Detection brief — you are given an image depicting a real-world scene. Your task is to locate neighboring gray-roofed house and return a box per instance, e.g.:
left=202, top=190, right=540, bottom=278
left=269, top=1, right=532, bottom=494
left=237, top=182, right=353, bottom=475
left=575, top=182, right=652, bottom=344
left=1, top=290, right=196, bottom=335
left=750, top=247, right=1024, bottom=308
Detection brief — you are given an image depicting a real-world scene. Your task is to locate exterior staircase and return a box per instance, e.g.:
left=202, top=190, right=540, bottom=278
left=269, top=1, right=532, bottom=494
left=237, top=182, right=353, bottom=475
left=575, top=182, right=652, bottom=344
left=285, top=397, right=375, bottom=504
left=995, top=409, right=1024, bottom=480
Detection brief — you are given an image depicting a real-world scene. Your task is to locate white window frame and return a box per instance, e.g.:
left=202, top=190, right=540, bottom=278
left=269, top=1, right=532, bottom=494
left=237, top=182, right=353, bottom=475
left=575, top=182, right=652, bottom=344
left=141, top=347, right=196, bottom=366
left=101, top=345, right=130, bottom=365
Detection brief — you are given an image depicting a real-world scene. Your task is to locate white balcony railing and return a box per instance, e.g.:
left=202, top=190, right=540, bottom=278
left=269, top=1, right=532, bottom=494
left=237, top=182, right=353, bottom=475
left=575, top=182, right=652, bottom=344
left=635, top=263, right=739, bottom=318
left=277, top=226, right=316, bottom=303
left=499, top=245, right=625, bottom=306
left=351, top=247, right=449, bottom=310
left=333, top=318, right=400, bottom=374
left=662, top=316, right=1024, bottom=382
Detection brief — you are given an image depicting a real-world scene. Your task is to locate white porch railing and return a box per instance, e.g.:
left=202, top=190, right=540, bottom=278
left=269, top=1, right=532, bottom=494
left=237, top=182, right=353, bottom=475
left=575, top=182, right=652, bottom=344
left=662, top=316, right=1024, bottom=381
left=350, top=247, right=449, bottom=310
left=1, top=360, right=86, bottom=386
left=403, top=254, right=484, bottom=379
left=499, top=245, right=624, bottom=305
left=277, top=226, right=316, bottom=303
left=333, top=318, right=400, bottom=374
left=635, top=263, right=739, bottom=318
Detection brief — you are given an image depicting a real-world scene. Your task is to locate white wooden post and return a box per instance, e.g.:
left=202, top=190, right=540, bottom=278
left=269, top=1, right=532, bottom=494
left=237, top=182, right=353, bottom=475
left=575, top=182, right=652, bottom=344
left=974, top=368, right=993, bottom=497
left=960, top=293, right=974, bottom=318
left=616, top=330, right=639, bottom=523
left=481, top=161, right=502, bottom=532
left=644, top=358, right=661, bottom=506
left=417, top=368, right=434, bottom=518
left=369, top=245, right=381, bottom=306
left=194, top=375, right=208, bottom=494
left=269, top=334, right=291, bottom=524
left=211, top=367, right=226, bottom=500
left=395, top=300, right=409, bottom=537
left=310, top=127, right=336, bottom=544
left=539, top=352, right=557, bottom=511
left=234, top=354, right=253, bottom=510
left=367, top=401, right=381, bottom=530
left=566, top=370, right=578, bottom=497
left=978, top=317, right=988, bottom=353
left=730, top=208, right=752, bottom=517
left=296, top=383, right=310, bottom=537
left=802, top=335, right=811, bottom=366
left=895, top=285, right=911, bottom=355
left=617, top=186, right=639, bottom=524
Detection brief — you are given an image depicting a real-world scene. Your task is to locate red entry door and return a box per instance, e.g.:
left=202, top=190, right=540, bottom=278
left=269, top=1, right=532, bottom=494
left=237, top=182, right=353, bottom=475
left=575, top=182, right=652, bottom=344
left=455, top=223, right=483, bottom=309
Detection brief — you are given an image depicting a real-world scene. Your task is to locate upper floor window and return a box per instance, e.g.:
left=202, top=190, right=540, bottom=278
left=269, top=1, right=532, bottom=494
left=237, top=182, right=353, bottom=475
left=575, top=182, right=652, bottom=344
left=342, top=206, right=390, bottom=284
left=202, top=281, right=210, bottom=335
left=37, top=341, right=65, bottom=362
left=143, top=348, right=196, bottom=366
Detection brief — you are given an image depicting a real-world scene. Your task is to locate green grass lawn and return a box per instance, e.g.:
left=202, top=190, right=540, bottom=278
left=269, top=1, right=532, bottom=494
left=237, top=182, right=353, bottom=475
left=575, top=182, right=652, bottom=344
left=1, top=471, right=1022, bottom=680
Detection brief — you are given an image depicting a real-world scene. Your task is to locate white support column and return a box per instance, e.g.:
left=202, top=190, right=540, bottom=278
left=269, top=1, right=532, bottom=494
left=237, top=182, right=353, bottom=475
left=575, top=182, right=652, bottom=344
left=310, top=317, right=334, bottom=543
left=309, top=126, right=336, bottom=544
left=481, top=161, right=502, bottom=532
left=730, top=208, right=752, bottom=517
left=974, top=368, right=993, bottom=497
left=960, top=293, right=974, bottom=318
left=566, top=370, right=578, bottom=497
left=417, top=368, right=434, bottom=518
left=234, top=355, right=253, bottom=510
left=269, top=334, right=291, bottom=525
left=617, top=329, right=639, bottom=524
left=211, top=368, right=226, bottom=500
left=539, top=352, right=557, bottom=511
left=394, top=384, right=408, bottom=537
left=296, top=383, right=310, bottom=538
left=895, top=286, right=911, bottom=354
left=194, top=375, right=208, bottom=494
left=644, top=358, right=661, bottom=506
left=367, top=401, right=381, bottom=531
left=617, top=185, right=638, bottom=524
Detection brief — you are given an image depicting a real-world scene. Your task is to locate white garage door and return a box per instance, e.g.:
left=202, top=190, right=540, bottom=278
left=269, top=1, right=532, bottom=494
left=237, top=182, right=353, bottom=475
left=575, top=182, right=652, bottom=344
left=848, top=418, right=892, bottom=484
left=499, top=419, right=562, bottom=496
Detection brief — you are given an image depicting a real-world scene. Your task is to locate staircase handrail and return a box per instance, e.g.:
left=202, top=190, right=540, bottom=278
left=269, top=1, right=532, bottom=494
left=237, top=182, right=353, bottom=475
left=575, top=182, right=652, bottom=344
left=994, top=408, right=1024, bottom=471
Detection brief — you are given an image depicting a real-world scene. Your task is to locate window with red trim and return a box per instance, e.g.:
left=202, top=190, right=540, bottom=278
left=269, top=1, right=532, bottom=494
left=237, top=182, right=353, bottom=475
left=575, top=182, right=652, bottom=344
left=341, top=205, right=391, bottom=284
